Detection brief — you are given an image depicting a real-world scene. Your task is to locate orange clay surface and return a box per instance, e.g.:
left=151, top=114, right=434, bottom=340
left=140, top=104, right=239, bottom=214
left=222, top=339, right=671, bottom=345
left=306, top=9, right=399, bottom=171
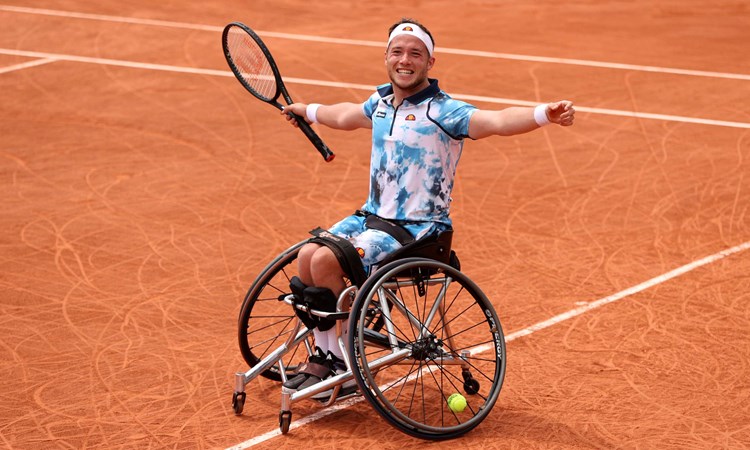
left=1, top=1, right=749, bottom=449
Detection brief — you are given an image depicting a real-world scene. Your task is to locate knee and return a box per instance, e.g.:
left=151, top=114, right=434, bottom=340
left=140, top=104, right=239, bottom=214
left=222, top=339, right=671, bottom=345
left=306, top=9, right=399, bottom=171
left=296, top=243, right=322, bottom=286
left=310, top=247, right=344, bottom=278
left=298, top=243, right=320, bottom=268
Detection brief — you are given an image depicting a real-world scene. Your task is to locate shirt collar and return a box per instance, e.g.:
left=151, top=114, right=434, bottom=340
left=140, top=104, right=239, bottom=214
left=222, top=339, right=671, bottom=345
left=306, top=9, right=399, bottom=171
left=377, top=79, right=440, bottom=106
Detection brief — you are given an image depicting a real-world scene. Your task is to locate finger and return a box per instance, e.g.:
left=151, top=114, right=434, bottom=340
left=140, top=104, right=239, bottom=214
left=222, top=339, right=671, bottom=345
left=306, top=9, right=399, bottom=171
left=283, top=112, right=298, bottom=126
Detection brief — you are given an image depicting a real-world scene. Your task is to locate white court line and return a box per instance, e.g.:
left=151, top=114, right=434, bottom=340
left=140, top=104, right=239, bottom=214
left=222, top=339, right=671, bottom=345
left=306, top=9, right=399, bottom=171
left=227, top=240, right=750, bottom=449
left=0, top=56, right=55, bottom=74
left=2, top=48, right=750, bottom=130
left=2, top=4, right=750, bottom=82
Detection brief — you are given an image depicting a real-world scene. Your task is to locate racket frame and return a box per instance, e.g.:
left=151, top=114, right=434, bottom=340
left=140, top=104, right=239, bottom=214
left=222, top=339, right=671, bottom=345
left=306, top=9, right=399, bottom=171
left=222, top=22, right=335, bottom=162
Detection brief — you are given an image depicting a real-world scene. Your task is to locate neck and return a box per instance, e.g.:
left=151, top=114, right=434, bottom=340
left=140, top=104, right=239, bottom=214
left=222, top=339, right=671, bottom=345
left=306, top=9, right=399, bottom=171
left=392, top=78, right=431, bottom=106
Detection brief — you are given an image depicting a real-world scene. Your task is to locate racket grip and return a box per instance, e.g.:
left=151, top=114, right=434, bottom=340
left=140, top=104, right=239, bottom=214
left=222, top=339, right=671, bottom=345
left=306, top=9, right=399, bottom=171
left=292, top=113, right=335, bottom=162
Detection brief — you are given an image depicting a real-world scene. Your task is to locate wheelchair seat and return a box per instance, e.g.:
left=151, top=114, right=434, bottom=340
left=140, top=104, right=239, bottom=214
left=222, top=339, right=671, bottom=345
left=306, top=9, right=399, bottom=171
left=376, top=230, right=459, bottom=270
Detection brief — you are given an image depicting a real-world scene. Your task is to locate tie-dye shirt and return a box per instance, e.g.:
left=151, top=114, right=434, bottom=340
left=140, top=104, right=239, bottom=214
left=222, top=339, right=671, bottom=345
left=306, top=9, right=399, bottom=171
left=361, top=79, right=476, bottom=225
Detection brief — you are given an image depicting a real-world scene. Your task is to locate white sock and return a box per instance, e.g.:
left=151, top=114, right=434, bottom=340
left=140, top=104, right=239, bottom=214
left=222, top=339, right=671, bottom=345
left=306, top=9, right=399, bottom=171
left=313, top=328, right=328, bottom=355
left=326, top=320, right=348, bottom=362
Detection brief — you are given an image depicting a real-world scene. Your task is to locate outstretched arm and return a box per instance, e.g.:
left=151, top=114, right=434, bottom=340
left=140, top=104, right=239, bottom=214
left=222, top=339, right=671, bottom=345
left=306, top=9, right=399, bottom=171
left=468, top=101, right=575, bottom=139
left=282, top=102, right=372, bottom=131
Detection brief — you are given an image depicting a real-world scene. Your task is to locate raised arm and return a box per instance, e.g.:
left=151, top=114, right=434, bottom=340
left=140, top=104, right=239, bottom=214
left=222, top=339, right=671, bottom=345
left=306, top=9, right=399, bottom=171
left=282, top=102, right=372, bottom=131
left=468, top=101, right=575, bottom=139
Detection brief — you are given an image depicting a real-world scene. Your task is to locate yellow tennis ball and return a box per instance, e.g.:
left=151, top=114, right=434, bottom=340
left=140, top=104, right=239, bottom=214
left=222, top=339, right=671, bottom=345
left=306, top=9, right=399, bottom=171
left=447, top=393, right=467, bottom=413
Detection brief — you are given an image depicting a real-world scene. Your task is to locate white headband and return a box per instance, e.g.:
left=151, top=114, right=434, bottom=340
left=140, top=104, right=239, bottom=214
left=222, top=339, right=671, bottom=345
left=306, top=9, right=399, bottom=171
left=387, top=23, right=434, bottom=56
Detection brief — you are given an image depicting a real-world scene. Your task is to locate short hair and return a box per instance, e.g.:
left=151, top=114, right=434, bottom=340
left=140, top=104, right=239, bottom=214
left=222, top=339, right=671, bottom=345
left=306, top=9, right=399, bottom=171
left=387, top=18, right=435, bottom=48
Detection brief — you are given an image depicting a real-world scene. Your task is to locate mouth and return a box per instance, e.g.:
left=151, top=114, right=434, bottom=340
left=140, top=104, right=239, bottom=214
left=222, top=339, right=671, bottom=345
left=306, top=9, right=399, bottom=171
left=396, top=68, right=414, bottom=75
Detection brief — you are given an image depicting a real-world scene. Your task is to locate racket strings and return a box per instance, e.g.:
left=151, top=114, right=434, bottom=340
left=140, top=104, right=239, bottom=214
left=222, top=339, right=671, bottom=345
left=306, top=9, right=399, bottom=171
left=226, top=30, right=277, bottom=101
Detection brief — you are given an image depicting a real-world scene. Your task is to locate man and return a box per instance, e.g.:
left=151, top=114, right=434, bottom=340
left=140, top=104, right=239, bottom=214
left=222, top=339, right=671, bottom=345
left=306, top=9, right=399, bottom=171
left=280, top=18, right=575, bottom=396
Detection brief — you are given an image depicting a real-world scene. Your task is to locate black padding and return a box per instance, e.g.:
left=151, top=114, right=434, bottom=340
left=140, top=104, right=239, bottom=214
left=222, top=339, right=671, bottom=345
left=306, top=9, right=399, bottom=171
left=303, top=286, right=337, bottom=331
left=290, top=276, right=307, bottom=299
left=288, top=277, right=339, bottom=331
left=289, top=276, right=316, bottom=330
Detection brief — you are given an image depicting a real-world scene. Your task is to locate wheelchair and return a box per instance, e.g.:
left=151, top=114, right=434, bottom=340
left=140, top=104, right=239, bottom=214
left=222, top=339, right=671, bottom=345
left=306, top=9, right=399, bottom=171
left=232, top=230, right=507, bottom=440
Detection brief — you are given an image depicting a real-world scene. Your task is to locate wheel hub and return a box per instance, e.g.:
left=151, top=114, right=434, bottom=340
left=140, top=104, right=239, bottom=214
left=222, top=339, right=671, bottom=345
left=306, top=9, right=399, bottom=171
left=410, top=335, right=443, bottom=361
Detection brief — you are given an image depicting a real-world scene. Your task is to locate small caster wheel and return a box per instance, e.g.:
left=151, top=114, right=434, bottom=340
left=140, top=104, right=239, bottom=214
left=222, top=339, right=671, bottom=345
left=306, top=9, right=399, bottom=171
left=461, top=369, right=480, bottom=395
left=279, top=410, right=292, bottom=434
left=232, top=392, right=246, bottom=415
left=463, top=378, right=480, bottom=395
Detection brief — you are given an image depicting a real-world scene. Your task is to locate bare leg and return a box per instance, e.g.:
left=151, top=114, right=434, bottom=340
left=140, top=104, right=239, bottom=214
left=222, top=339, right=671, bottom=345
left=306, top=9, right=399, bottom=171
left=285, top=242, right=353, bottom=395
left=308, top=247, right=348, bottom=360
left=296, top=244, right=347, bottom=357
left=309, top=246, right=347, bottom=295
left=296, top=243, right=321, bottom=286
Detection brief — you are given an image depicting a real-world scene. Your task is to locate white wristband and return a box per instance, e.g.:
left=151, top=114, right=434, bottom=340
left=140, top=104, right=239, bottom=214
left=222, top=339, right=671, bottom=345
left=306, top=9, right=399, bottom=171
left=306, top=103, right=321, bottom=123
left=534, top=104, right=551, bottom=127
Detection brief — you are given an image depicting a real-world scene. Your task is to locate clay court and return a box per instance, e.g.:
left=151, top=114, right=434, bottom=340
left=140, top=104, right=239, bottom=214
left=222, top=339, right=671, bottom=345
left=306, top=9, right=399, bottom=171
left=2, top=1, right=749, bottom=448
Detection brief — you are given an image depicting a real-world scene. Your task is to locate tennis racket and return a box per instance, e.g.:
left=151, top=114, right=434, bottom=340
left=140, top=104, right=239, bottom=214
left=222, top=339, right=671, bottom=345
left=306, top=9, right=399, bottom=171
left=222, top=22, right=335, bottom=162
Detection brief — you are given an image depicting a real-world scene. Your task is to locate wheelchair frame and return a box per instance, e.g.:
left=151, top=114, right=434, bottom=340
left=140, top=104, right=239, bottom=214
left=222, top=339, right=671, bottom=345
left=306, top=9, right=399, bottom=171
left=232, top=234, right=507, bottom=440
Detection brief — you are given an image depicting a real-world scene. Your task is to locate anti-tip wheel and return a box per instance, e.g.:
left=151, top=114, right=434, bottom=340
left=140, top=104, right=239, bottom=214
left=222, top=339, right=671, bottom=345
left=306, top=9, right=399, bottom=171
left=279, top=411, right=292, bottom=434
left=232, top=392, right=246, bottom=415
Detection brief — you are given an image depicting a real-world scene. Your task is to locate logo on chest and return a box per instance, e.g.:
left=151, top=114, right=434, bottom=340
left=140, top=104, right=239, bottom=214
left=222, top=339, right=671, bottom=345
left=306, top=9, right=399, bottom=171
left=405, top=114, right=416, bottom=121
left=376, top=111, right=387, bottom=118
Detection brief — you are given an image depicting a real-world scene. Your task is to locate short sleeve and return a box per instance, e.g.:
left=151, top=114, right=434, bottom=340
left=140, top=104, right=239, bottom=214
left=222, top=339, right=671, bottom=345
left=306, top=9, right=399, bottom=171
left=428, top=98, right=477, bottom=139
left=361, top=92, right=381, bottom=120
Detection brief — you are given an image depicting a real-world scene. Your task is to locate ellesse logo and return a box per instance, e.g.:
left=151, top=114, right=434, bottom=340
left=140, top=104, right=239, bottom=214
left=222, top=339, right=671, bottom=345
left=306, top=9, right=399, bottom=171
left=403, top=26, right=414, bottom=32
left=405, top=114, right=416, bottom=121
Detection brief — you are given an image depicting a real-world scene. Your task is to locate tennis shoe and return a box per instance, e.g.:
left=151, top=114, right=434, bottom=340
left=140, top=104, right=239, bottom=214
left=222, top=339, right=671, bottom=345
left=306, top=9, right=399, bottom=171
left=282, top=349, right=356, bottom=400
left=282, top=347, right=328, bottom=390
left=310, top=352, right=357, bottom=400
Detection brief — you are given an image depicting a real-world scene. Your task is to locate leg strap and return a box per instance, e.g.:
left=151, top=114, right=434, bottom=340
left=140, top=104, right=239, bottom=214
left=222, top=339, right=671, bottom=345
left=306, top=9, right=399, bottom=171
left=308, top=227, right=367, bottom=287
left=295, top=360, right=333, bottom=379
left=361, top=211, right=415, bottom=246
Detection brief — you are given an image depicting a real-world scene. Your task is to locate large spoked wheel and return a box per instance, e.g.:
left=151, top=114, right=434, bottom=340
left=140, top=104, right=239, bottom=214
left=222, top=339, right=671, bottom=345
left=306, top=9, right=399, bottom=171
left=348, top=258, right=506, bottom=440
left=238, top=240, right=312, bottom=382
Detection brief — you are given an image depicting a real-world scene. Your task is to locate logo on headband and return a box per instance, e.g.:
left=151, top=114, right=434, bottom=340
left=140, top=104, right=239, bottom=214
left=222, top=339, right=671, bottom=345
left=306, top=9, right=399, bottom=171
left=388, top=23, right=434, bottom=56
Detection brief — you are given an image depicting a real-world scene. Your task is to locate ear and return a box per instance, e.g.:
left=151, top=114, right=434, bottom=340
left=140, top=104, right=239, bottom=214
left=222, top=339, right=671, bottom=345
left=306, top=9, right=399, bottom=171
left=427, top=56, right=435, bottom=70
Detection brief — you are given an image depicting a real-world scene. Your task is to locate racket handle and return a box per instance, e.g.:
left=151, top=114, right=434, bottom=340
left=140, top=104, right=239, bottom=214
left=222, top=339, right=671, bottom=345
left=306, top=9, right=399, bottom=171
left=292, top=113, right=335, bottom=162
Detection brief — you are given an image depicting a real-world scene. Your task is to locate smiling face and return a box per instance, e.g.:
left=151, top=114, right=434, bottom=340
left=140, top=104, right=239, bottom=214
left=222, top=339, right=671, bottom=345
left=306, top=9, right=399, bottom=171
left=385, top=34, right=435, bottom=99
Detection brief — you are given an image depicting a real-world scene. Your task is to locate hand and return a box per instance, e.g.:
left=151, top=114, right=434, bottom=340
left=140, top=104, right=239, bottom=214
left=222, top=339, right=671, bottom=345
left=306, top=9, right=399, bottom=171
left=281, top=103, right=309, bottom=128
left=546, top=101, right=575, bottom=126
